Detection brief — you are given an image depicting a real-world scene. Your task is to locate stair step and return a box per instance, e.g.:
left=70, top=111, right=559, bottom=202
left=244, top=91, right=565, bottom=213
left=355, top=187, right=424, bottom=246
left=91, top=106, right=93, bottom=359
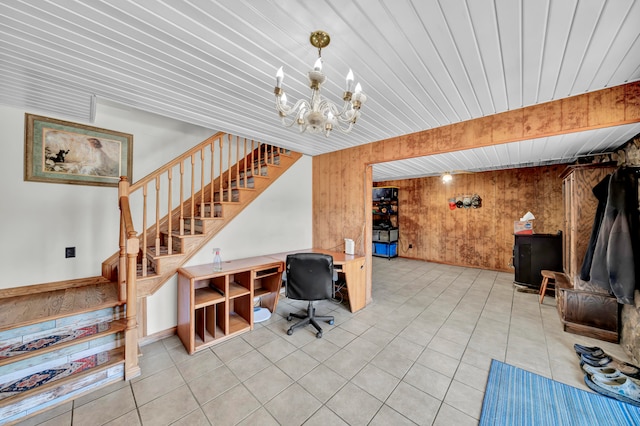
left=159, top=229, right=204, bottom=254
left=229, top=176, right=254, bottom=189
left=197, top=202, right=223, bottom=218
left=137, top=261, right=157, bottom=278
left=213, top=189, right=240, bottom=203
left=183, top=216, right=226, bottom=234
left=166, top=229, right=205, bottom=238
left=146, top=246, right=184, bottom=258
left=239, top=167, right=269, bottom=179
left=0, top=281, right=121, bottom=333
left=0, top=348, right=124, bottom=423
left=0, top=319, right=127, bottom=368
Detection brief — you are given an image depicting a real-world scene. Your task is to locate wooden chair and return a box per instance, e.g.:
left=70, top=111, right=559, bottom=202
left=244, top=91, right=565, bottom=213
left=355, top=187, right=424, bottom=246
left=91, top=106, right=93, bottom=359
left=539, top=270, right=556, bottom=303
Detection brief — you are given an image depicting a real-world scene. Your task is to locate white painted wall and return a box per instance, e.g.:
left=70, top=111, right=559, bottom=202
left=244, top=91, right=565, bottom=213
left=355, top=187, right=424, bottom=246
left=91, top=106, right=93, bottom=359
left=147, top=156, right=312, bottom=335
left=0, top=101, right=312, bottom=335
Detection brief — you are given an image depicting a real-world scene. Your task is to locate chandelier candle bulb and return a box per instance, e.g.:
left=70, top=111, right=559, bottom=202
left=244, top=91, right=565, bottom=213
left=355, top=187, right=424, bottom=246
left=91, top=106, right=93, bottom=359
left=275, top=67, right=283, bottom=88
left=346, top=69, right=354, bottom=91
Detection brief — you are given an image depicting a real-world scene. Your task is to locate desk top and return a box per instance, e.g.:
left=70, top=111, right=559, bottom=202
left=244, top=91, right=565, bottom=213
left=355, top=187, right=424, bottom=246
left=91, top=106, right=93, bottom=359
left=267, top=248, right=364, bottom=264
left=178, top=255, right=282, bottom=279
left=178, top=249, right=364, bottom=279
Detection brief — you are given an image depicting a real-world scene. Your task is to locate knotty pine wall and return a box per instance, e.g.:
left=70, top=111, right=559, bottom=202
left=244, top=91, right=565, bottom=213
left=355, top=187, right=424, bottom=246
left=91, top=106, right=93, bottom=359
left=376, top=165, right=565, bottom=271
left=312, top=82, right=640, bottom=305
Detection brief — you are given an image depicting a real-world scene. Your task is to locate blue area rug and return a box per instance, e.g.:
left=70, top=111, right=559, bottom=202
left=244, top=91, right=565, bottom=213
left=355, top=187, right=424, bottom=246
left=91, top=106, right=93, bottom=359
left=480, top=359, right=640, bottom=425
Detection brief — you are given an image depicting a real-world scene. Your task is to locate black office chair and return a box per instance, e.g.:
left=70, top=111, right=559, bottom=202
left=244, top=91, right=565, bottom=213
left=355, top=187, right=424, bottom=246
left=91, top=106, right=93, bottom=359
left=285, top=253, right=335, bottom=338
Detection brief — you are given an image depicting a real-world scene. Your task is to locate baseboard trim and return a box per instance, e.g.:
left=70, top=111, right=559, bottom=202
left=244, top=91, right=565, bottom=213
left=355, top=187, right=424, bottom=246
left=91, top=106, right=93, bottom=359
left=139, top=327, right=176, bottom=347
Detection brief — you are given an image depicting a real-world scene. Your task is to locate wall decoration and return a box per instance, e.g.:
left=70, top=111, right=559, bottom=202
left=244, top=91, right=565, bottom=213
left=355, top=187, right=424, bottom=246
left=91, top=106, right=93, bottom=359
left=24, top=113, right=133, bottom=187
left=449, top=194, right=482, bottom=209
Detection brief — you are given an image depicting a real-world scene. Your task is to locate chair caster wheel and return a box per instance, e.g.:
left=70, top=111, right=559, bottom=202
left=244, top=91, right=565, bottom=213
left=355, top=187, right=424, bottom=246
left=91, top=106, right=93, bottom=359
left=328, top=320, right=334, bottom=325
left=316, top=331, right=322, bottom=338
left=287, top=315, right=292, bottom=321
left=287, top=329, right=293, bottom=335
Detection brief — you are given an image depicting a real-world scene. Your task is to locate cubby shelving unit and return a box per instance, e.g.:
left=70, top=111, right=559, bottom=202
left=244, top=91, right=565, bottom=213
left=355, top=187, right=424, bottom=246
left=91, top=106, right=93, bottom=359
left=177, top=256, right=283, bottom=354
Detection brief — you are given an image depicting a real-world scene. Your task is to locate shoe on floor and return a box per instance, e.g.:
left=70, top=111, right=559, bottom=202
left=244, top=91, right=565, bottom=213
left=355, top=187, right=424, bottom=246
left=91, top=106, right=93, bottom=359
left=584, top=374, right=640, bottom=407
left=581, top=363, right=623, bottom=380
left=574, top=343, right=605, bottom=358
left=580, top=353, right=640, bottom=380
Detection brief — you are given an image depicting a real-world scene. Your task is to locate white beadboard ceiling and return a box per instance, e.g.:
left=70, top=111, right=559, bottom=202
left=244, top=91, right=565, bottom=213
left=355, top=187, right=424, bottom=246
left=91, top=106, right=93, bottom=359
left=1, top=0, right=639, bottom=181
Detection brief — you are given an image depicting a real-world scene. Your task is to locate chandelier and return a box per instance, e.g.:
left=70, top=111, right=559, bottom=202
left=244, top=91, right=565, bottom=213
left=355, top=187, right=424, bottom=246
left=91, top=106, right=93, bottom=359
left=274, top=30, right=367, bottom=136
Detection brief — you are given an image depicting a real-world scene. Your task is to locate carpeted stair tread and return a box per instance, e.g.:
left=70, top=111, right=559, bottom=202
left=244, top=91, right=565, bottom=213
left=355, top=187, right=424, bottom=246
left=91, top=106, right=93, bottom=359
left=0, top=281, right=121, bottom=332
left=0, top=348, right=124, bottom=408
left=0, top=319, right=126, bottom=367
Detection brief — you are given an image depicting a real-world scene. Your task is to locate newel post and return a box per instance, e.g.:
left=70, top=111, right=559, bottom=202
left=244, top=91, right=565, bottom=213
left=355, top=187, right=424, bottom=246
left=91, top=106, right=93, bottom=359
left=118, top=177, right=129, bottom=301
left=124, top=231, right=140, bottom=380
left=118, top=176, right=141, bottom=380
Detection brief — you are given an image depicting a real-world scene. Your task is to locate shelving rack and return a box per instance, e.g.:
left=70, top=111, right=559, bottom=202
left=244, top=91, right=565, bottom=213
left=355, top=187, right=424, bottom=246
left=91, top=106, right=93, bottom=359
left=372, top=186, right=399, bottom=259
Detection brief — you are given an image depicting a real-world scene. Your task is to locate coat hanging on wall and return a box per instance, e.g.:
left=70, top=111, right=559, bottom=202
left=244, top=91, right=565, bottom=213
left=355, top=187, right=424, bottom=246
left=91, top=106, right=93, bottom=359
left=579, top=174, right=611, bottom=282
left=589, top=167, right=639, bottom=304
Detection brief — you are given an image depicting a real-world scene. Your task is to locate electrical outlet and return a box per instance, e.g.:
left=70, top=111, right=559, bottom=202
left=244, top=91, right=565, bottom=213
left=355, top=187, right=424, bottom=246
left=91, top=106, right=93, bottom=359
left=65, top=247, right=76, bottom=258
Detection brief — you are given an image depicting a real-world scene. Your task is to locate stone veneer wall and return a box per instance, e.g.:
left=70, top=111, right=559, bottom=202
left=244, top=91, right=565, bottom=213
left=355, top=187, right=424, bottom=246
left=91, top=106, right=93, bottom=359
left=613, top=135, right=640, bottom=362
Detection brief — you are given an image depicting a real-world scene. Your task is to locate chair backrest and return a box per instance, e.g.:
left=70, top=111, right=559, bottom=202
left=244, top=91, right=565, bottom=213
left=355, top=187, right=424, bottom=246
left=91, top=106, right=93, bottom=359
left=286, top=253, right=334, bottom=301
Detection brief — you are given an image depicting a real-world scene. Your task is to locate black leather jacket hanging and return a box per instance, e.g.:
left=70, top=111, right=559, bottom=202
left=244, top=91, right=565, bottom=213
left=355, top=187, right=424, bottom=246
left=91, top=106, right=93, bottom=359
left=589, top=167, right=639, bottom=304
left=580, top=174, right=611, bottom=282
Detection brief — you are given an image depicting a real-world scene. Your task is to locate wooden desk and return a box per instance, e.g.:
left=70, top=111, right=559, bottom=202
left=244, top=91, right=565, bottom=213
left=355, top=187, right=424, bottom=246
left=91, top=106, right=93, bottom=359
left=177, top=250, right=366, bottom=353
left=268, top=249, right=367, bottom=313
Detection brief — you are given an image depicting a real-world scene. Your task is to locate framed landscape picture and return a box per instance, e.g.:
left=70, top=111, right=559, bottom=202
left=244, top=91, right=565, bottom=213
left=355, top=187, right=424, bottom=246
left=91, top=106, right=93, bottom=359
left=24, top=113, right=133, bottom=187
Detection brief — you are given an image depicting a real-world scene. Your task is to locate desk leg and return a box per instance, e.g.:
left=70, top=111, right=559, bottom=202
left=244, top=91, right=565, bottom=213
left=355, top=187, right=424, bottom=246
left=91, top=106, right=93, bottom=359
left=261, top=292, right=279, bottom=313
left=342, top=260, right=366, bottom=312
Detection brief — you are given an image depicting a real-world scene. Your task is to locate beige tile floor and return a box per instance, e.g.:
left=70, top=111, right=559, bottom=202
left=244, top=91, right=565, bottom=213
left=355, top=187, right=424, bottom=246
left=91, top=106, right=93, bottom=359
left=17, top=257, right=631, bottom=425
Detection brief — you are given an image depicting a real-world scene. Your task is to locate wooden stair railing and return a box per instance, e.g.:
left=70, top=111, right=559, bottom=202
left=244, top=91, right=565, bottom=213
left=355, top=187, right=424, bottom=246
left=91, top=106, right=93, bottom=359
left=109, top=135, right=275, bottom=265
left=109, top=131, right=300, bottom=335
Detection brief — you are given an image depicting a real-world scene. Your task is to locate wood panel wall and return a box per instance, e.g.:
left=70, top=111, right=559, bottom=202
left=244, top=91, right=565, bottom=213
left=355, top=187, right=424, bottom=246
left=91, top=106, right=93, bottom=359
left=376, top=165, right=564, bottom=271
left=312, top=82, right=640, bottom=305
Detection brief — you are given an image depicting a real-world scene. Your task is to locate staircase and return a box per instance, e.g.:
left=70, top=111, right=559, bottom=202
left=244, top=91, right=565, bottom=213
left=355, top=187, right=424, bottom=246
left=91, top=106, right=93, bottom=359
left=0, top=133, right=301, bottom=424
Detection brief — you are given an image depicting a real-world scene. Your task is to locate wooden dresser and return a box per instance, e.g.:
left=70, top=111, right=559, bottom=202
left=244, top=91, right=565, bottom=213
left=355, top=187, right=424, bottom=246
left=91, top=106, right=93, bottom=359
left=557, top=163, right=619, bottom=342
left=561, top=163, right=616, bottom=282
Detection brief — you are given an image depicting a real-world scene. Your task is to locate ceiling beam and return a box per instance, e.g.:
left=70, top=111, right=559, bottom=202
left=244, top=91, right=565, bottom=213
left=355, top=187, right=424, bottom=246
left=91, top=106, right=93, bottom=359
left=362, top=81, right=640, bottom=164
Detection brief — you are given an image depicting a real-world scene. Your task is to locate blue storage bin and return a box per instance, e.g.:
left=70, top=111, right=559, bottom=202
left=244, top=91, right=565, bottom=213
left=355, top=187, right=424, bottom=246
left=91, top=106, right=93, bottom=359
left=374, top=242, right=397, bottom=257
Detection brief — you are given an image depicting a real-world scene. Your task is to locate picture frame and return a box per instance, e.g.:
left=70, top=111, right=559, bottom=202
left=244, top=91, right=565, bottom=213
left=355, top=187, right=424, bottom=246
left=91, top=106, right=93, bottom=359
left=24, top=113, right=133, bottom=187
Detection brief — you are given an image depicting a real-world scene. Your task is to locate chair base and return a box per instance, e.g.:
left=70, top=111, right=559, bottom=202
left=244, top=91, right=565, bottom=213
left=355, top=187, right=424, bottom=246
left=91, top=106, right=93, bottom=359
left=287, top=301, right=334, bottom=338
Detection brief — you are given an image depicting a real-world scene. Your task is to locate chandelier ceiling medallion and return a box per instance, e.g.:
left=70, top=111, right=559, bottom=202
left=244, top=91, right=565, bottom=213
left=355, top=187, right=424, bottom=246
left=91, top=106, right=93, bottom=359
left=274, top=30, right=367, bottom=136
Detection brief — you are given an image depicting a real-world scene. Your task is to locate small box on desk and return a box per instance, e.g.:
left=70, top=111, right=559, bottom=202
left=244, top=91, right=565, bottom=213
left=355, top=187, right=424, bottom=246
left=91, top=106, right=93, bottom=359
left=514, top=221, right=533, bottom=235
